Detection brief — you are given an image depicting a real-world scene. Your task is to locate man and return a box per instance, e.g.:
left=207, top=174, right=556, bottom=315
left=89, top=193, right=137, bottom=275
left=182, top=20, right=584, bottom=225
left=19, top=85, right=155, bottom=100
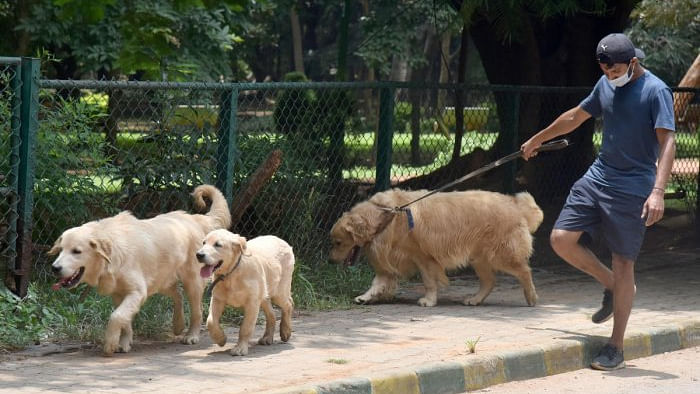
left=521, top=33, right=676, bottom=370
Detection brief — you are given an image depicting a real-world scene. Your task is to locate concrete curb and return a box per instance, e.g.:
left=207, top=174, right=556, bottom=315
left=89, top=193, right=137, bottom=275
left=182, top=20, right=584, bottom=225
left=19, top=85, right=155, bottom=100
left=274, top=319, right=700, bottom=394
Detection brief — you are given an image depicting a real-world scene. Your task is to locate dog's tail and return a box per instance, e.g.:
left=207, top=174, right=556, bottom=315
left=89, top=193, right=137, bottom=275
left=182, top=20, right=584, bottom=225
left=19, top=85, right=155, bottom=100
left=514, top=192, right=543, bottom=234
left=192, top=184, right=232, bottom=230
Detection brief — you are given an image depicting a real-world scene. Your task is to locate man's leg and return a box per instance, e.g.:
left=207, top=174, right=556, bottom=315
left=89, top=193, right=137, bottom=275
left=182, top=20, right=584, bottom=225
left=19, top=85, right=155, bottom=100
left=550, top=229, right=614, bottom=290
left=609, top=254, right=636, bottom=349
left=590, top=253, right=634, bottom=370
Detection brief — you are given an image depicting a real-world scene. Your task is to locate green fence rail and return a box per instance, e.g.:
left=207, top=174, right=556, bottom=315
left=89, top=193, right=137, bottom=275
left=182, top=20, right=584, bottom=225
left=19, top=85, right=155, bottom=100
left=2, top=58, right=699, bottom=296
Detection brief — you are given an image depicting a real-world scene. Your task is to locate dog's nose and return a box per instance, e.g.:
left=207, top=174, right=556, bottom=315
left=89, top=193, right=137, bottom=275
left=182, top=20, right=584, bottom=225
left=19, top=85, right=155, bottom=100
left=51, top=264, right=61, bottom=274
left=196, top=251, right=205, bottom=262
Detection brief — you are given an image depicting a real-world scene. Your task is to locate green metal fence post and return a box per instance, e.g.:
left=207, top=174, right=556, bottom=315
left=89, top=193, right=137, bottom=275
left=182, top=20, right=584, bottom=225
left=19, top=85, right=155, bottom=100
left=502, top=92, right=520, bottom=194
left=216, top=88, right=239, bottom=207
left=375, top=87, right=395, bottom=193
left=15, top=57, right=39, bottom=297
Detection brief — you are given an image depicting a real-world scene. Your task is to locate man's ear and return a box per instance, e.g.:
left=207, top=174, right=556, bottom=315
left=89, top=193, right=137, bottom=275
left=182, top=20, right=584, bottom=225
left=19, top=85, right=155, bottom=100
left=48, top=237, right=62, bottom=255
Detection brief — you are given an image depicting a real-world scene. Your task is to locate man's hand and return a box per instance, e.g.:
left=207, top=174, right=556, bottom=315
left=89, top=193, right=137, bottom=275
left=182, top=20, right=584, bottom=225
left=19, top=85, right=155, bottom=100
left=642, top=188, right=665, bottom=226
left=521, top=138, right=542, bottom=161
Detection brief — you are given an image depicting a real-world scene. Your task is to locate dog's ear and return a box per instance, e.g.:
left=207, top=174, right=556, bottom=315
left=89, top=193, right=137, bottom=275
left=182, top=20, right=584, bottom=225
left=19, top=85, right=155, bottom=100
left=48, top=237, right=62, bottom=255
left=232, top=236, right=247, bottom=252
left=345, top=214, right=372, bottom=244
left=90, top=238, right=114, bottom=269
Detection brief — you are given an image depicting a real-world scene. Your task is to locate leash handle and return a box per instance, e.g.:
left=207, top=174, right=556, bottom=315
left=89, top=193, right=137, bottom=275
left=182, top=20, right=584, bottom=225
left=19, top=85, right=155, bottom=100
left=532, top=139, right=569, bottom=153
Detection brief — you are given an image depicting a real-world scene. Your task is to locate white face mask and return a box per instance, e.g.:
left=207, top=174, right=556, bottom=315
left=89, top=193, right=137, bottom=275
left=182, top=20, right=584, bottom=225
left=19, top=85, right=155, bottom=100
left=608, top=62, right=635, bottom=87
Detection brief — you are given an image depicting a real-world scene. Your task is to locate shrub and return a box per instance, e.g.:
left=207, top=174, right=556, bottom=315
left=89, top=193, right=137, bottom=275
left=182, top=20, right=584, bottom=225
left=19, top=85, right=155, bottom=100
left=273, top=72, right=316, bottom=139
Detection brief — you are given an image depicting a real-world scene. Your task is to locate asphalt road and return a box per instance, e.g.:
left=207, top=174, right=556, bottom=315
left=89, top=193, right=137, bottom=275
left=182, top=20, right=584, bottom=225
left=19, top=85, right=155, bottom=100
left=471, top=346, right=700, bottom=394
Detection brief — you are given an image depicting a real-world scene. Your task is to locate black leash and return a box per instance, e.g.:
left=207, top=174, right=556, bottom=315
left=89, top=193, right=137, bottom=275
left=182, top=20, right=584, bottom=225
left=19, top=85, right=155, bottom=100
left=204, top=253, right=243, bottom=299
left=376, top=139, right=571, bottom=226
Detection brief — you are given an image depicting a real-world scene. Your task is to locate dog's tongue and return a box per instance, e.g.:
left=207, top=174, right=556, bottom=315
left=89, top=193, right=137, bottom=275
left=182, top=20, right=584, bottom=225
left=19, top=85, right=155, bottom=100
left=52, top=279, right=66, bottom=290
left=200, top=265, right=215, bottom=278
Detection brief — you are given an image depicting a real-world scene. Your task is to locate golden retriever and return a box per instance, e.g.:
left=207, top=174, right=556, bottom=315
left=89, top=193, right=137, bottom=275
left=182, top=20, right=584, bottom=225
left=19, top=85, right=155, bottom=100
left=197, top=230, right=294, bottom=356
left=329, top=188, right=543, bottom=307
left=49, top=185, right=231, bottom=355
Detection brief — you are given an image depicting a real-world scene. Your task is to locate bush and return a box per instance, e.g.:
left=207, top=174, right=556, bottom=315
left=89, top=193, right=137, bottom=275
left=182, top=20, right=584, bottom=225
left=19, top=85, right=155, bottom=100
left=0, top=284, right=63, bottom=350
left=273, top=72, right=316, bottom=138
left=33, top=96, right=119, bottom=245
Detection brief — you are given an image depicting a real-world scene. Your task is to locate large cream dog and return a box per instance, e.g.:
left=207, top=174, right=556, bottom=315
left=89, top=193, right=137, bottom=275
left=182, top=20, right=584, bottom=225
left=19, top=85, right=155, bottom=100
left=329, top=188, right=543, bottom=307
left=49, top=185, right=231, bottom=355
left=197, top=230, right=294, bottom=356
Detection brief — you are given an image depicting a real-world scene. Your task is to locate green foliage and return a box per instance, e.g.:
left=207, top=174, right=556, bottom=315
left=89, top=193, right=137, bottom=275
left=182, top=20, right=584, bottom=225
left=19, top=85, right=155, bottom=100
left=292, top=260, right=374, bottom=310
left=16, top=0, right=254, bottom=80
left=0, top=284, right=64, bottom=350
left=33, top=95, right=119, bottom=244
left=627, top=0, right=700, bottom=85
left=273, top=72, right=316, bottom=137
left=393, top=101, right=413, bottom=133
left=356, top=0, right=460, bottom=77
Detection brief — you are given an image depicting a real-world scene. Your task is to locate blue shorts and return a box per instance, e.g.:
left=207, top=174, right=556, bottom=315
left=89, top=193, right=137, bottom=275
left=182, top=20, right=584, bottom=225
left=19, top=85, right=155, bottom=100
left=554, top=177, right=647, bottom=261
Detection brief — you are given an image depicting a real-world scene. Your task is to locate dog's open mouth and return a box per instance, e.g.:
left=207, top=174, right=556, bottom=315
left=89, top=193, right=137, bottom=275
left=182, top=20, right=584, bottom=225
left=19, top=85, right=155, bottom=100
left=344, top=246, right=361, bottom=267
left=200, top=261, right=223, bottom=278
left=52, top=267, right=85, bottom=290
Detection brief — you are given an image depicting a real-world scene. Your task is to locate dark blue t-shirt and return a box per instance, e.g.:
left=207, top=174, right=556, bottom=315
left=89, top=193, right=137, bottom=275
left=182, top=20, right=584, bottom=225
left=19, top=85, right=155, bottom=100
left=579, top=70, right=675, bottom=197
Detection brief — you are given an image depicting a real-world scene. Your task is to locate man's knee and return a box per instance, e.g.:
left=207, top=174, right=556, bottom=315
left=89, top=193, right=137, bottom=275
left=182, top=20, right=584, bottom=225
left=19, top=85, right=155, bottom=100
left=550, top=229, right=575, bottom=254
left=612, top=254, right=635, bottom=272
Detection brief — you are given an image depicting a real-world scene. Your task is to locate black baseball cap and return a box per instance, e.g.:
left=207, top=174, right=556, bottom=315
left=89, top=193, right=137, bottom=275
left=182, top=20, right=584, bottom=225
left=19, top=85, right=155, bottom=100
left=596, top=33, right=646, bottom=66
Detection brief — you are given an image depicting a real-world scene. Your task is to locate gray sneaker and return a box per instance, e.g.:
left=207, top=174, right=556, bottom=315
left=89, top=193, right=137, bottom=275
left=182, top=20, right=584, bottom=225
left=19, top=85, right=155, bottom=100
left=591, top=344, right=625, bottom=370
left=592, top=289, right=613, bottom=323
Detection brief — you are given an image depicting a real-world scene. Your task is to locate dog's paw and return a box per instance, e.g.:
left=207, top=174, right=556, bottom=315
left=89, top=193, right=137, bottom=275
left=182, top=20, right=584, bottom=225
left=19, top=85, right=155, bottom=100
left=463, top=296, right=482, bottom=306
left=280, top=326, right=292, bottom=342
left=172, top=315, right=185, bottom=336
left=210, top=334, right=227, bottom=347
left=525, top=295, right=537, bottom=307
left=229, top=343, right=249, bottom=356
left=418, top=297, right=437, bottom=307
left=257, top=335, right=273, bottom=346
left=182, top=334, right=200, bottom=345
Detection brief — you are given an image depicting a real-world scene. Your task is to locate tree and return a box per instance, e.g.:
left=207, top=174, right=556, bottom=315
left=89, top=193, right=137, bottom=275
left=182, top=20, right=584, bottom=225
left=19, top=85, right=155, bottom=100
left=15, top=0, right=253, bottom=81
left=626, top=0, right=700, bottom=86
left=399, top=1, right=641, bottom=206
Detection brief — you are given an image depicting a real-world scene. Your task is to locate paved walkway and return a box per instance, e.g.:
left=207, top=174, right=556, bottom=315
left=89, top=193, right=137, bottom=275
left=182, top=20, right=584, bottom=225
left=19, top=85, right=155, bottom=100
left=1, top=224, right=699, bottom=393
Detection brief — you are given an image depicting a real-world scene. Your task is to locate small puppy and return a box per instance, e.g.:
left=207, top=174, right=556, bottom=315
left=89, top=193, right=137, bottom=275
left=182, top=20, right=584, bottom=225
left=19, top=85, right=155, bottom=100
left=197, top=230, right=294, bottom=356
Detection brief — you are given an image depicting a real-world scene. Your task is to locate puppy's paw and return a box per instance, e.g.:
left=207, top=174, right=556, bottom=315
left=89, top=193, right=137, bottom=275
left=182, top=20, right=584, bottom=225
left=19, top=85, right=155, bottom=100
left=229, top=343, right=249, bottom=356
left=257, top=335, right=273, bottom=346
left=102, top=342, right=118, bottom=356
left=182, top=334, right=200, bottom=345
left=418, top=297, right=436, bottom=307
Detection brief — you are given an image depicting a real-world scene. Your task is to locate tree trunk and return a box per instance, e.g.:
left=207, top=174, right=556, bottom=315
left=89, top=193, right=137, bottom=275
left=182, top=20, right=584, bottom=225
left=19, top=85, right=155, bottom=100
left=451, top=24, right=469, bottom=162
left=290, top=5, right=304, bottom=73
left=437, top=32, right=452, bottom=110
left=409, top=25, right=438, bottom=166
left=674, top=53, right=700, bottom=126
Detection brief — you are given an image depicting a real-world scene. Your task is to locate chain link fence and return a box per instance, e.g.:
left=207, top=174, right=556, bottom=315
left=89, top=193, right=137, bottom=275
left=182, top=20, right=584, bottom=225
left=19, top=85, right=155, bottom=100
left=0, top=59, right=21, bottom=289
left=3, top=74, right=698, bottom=289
